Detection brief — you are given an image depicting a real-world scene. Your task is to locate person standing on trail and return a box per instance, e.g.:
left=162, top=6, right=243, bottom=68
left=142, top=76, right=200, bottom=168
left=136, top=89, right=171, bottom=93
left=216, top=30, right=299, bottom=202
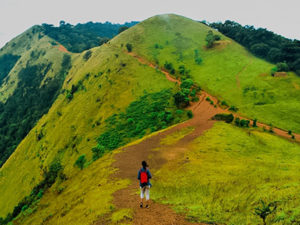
left=137, top=161, right=152, bottom=208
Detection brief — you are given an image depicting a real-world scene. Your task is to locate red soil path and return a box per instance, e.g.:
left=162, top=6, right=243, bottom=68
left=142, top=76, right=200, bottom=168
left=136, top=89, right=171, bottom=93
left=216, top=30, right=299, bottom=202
left=94, top=49, right=299, bottom=225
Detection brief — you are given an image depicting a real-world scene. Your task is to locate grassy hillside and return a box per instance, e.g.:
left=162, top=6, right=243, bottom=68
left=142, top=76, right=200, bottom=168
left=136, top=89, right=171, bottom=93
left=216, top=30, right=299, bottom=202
left=0, top=38, right=184, bottom=222
left=1, top=13, right=300, bottom=224
left=111, top=14, right=300, bottom=133
left=153, top=122, right=300, bottom=224
left=0, top=26, right=72, bottom=166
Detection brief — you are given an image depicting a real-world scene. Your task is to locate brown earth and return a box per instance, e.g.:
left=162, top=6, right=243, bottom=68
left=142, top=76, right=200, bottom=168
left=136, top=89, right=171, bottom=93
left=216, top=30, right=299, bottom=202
left=93, top=49, right=300, bottom=225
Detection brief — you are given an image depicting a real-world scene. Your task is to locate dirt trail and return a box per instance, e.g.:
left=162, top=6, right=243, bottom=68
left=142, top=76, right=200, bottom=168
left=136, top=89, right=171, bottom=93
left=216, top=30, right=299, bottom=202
left=54, top=42, right=70, bottom=54
left=127, top=51, right=300, bottom=142
left=94, top=49, right=299, bottom=224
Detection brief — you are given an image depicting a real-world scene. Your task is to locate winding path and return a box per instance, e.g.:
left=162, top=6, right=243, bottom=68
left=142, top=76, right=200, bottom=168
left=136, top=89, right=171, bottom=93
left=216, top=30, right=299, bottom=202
left=94, top=48, right=299, bottom=225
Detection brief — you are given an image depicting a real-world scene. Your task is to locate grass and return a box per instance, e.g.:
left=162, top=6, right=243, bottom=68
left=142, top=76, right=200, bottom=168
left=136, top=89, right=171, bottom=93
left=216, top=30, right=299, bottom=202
left=152, top=122, right=300, bottom=224
left=0, top=40, right=175, bottom=218
left=112, top=14, right=300, bottom=133
left=12, top=152, right=130, bottom=225
left=160, top=126, right=194, bottom=145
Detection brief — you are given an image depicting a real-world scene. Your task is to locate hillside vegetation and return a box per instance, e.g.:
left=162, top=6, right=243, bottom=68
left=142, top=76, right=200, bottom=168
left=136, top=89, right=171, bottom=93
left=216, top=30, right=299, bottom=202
left=42, top=21, right=138, bottom=53
left=111, top=14, right=300, bottom=133
left=210, top=20, right=300, bottom=75
left=0, top=26, right=72, bottom=166
left=153, top=122, right=300, bottom=224
left=0, top=37, right=185, bottom=222
left=0, top=14, right=300, bottom=225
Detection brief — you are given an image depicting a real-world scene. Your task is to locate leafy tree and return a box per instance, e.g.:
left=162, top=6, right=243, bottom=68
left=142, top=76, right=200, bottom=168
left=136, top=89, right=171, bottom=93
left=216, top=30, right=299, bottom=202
left=212, top=113, right=234, bottom=123
left=206, top=31, right=215, bottom=48
left=126, top=43, right=133, bottom=52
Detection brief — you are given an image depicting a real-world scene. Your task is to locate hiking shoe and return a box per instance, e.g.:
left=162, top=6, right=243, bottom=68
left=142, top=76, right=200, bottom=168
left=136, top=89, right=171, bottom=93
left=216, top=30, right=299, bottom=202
left=140, top=203, right=143, bottom=208
left=145, top=204, right=149, bottom=208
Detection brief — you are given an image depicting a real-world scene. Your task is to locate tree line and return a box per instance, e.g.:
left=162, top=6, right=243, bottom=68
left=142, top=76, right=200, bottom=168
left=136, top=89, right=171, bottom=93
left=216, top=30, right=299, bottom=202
left=209, top=20, right=300, bottom=75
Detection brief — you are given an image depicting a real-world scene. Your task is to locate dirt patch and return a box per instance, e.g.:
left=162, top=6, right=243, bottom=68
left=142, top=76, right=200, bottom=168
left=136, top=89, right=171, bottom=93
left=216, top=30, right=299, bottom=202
left=54, top=44, right=70, bottom=54
left=273, top=72, right=287, bottom=77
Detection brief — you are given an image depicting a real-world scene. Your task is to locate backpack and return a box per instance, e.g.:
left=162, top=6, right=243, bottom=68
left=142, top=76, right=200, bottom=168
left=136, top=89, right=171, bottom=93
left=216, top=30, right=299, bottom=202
left=140, top=169, right=148, bottom=187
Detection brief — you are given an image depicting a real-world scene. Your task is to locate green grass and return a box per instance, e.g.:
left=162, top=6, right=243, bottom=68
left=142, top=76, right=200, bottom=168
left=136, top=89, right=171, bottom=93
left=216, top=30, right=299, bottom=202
left=112, top=14, right=300, bottom=133
left=152, top=122, right=300, bottom=224
left=0, top=40, right=176, bottom=218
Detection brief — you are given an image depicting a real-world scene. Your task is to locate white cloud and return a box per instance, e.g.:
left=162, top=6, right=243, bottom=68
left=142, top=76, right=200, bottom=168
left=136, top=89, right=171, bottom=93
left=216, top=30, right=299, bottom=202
left=1, top=0, right=300, bottom=48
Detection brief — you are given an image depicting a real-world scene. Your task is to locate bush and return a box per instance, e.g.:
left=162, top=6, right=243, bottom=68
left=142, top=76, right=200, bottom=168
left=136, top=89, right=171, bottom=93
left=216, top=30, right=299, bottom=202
left=126, top=43, right=132, bottom=52
left=253, top=118, right=258, bottom=127
left=276, top=62, right=289, bottom=72
left=180, top=79, right=194, bottom=89
left=92, top=144, right=106, bottom=161
left=74, top=154, right=86, bottom=170
left=83, top=50, right=92, bottom=61
left=220, top=101, right=229, bottom=107
left=229, top=105, right=238, bottom=112
left=187, top=110, right=193, bottom=118
left=164, top=61, right=175, bottom=74
left=288, top=130, right=292, bottom=135
left=212, top=113, right=234, bottom=123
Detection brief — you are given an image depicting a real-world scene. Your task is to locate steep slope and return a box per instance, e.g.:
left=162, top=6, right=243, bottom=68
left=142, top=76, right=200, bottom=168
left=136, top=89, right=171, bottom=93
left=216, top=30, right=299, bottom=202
left=111, top=14, right=300, bottom=133
left=0, top=26, right=72, bottom=166
left=0, top=35, right=185, bottom=221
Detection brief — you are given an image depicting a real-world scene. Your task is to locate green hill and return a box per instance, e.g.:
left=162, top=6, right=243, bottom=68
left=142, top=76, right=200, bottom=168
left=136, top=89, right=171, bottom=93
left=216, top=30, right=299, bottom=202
left=0, top=26, right=72, bottom=166
left=111, top=14, right=300, bottom=133
left=0, top=14, right=300, bottom=225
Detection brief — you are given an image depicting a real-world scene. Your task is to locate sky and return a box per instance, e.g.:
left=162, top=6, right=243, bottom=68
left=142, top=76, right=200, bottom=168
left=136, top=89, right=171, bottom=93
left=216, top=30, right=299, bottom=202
left=1, top=0, right=300, bottom=48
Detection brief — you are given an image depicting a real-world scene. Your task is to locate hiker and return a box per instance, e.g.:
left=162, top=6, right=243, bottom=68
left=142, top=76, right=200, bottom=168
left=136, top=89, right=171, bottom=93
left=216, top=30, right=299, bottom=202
left=137, top=160, right=152, bottom=208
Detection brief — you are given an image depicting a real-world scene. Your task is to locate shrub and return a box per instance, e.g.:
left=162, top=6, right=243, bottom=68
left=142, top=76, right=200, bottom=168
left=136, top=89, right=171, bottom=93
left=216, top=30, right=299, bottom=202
left=276, top=62, right=289, bottom=72
left=164, top=61, right=175, bottom=74
left=212, top=113, right=234, bottom=123
left=254, top=200, right=277, bottom=225
left=253, top=118, right=257, bottom=127
left=220, top=100, right=229, bottom=107
left=229, top=105, right=238, bottom=112
left=235, top=117, right=240, bottom=126
left=74, top=154, right=86, bottom=170
left=180, top=79, right=194, bottom=89
left=288, top=130, right=292, bottom=135
left=126, top=43, right=132, bottom=52
left=92, top=144, right=106, bottom=161
left=240, top=119, right=250, bottom=127
left=83, top=50, right=92, bottom=61
left=205, top=97, right=211, bottom=101
left=187, top=110, right=193, bottom=118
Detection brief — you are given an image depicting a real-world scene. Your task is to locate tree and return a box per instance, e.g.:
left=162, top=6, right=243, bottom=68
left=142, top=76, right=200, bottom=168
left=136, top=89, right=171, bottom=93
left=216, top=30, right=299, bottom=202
left=118, top=26, right=129, bottom=34
left=83, top=50, right=92, bottom=61
left=276, top=62, right=289, bottom=72
left=206, top=30, right=215, bottom=48
left=126, top=43, right=133, bottom=52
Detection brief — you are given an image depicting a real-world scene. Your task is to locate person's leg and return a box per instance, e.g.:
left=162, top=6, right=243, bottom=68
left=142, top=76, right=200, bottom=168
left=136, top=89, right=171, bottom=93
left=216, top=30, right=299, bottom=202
left=145, top=186, right=150, bottom=208
left=140, top=186, right=144, bottom=208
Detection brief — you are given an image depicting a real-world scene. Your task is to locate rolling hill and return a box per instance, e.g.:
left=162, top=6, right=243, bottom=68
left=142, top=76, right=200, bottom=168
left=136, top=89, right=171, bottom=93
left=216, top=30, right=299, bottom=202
left=0, top=14, right=300, bottom=225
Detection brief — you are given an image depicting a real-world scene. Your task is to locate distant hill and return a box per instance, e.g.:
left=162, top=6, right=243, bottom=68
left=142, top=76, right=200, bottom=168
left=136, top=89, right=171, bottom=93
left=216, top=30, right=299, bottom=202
left=42, top=21, right=138, bottom=53
left=0, top=26, right=72, bottom=167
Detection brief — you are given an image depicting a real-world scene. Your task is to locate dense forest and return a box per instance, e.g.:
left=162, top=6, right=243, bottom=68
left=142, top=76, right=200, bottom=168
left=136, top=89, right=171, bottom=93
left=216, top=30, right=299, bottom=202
left=42, top=21, right=138, bottom=53
left=0, top=54, right=71, bottom=167
left=210, top=20, right=300, bottom=75
left=0, top=54, right=20, bottom=84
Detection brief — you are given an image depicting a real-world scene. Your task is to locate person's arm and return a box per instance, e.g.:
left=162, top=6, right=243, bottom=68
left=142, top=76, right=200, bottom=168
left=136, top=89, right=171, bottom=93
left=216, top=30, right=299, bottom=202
left=147, top=170, right=152, bottom=179
left=137, top=170, right=141, bottom=180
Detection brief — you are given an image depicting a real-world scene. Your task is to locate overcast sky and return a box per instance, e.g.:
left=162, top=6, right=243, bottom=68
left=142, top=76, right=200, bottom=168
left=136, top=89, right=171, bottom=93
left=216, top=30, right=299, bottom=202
left=1, top=0, right=300, bottom=48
